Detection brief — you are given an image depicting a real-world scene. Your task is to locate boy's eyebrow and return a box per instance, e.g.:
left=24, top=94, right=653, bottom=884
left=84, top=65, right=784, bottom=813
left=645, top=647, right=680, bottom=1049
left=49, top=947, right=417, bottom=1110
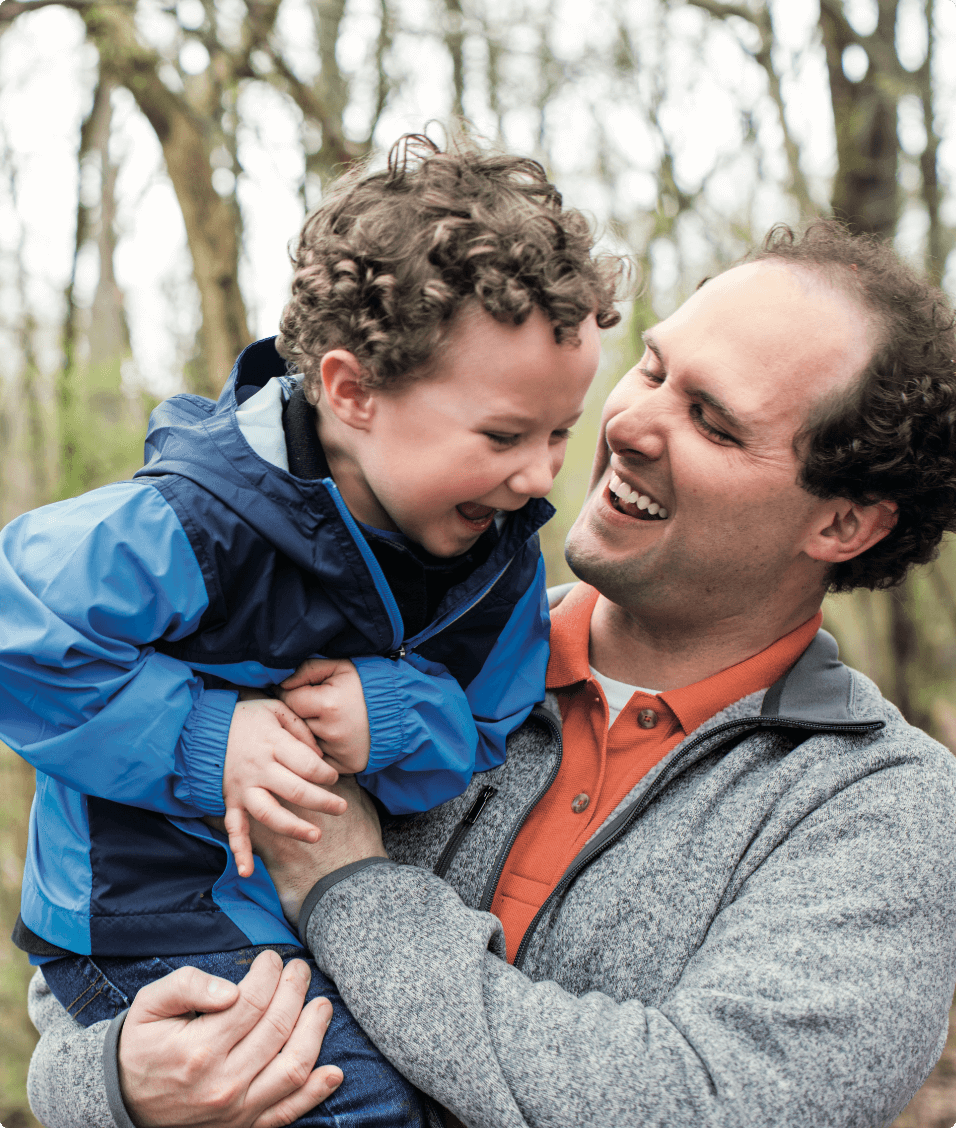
left=641, top=330, right=751, bottom=437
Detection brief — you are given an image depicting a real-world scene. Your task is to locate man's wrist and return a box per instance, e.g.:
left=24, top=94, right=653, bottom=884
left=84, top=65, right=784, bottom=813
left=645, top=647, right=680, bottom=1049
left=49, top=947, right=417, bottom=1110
left=297, top=856, right=394, bottom=944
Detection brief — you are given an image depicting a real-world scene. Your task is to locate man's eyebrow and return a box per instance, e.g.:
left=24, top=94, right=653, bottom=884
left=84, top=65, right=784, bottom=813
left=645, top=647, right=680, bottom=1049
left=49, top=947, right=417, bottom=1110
left=641, top=331, right=751, bottom=437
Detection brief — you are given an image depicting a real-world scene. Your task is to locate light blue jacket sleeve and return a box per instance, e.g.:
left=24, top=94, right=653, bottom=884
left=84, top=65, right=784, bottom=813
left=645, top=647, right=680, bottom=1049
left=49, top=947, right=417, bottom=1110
left=353, top=557, right=550, bottom=814
left=0, top=482, right=235, bottom=816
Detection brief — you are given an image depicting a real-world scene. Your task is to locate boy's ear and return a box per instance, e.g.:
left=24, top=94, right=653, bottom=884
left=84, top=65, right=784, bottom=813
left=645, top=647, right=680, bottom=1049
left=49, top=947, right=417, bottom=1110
left=320, top=350, right=375, bottom=429
left=803, top=498, right=898, bottom=564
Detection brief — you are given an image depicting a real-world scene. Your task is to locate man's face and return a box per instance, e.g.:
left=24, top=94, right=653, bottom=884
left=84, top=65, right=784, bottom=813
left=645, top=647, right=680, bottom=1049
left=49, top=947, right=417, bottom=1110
left=565, top=262, right=876, bottom=622
left=347, top=306, right=601, bottom=558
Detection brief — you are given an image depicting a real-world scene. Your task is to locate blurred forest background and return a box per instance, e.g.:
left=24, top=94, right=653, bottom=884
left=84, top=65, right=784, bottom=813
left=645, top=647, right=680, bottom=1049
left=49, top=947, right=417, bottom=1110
left=1, top=0, right=956, bottom=1123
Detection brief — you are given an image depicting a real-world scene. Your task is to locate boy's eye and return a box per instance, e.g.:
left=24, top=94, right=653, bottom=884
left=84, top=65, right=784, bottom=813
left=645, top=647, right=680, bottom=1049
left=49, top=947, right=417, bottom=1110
left=485, top=433, right=520, bottom=447
left=549, top=428, right=572, bottom=444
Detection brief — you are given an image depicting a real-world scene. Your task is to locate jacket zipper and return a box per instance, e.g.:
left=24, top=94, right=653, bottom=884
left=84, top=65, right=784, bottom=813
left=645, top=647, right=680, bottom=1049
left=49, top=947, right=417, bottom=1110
left=478, top=706, right=564, bottom=913
left=510, top=714, right=882, bottom=969
left=396, top=557, right=515, bottom=658
left=432, top=786, right=498, bottom=879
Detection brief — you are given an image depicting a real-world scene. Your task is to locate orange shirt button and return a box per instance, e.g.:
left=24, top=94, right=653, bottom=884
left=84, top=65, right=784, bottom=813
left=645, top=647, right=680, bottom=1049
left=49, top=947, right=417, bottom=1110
left=637, top=708, right=658, bottom=729
left=571, top=793, right=590, bottom=814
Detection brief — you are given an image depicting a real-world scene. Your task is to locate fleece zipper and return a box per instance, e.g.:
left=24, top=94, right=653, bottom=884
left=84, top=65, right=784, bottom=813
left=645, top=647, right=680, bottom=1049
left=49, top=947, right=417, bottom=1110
left=510, top=714, right=883, bottom=970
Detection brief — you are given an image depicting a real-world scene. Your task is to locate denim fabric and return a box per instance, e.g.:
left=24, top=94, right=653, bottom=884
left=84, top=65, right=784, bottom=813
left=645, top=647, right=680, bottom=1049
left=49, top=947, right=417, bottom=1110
left=42, top=944, right=430, bottom=1128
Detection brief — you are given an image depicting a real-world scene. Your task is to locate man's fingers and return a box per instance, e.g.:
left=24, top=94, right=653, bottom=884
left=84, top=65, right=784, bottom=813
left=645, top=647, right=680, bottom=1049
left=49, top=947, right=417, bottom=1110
left=246, top=993, right=341, bottom=1128
left=280, top=658, right=339, bottom=691
left=128, top=963, right=240, bottom=1024
left=225, top=806, right=256, bottom=878
left=232, top=960, right=315, bottom=1079
left=251, top=1064, right=343, bottom=1128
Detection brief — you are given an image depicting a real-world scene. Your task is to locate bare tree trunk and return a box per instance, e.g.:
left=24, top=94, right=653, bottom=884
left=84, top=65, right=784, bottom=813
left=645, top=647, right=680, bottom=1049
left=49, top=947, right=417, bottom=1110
left=442, top=0, right=466, bottom=120
left=819, top=0, right=900, bottom=238
left=81, top=5, right=249, bottom=395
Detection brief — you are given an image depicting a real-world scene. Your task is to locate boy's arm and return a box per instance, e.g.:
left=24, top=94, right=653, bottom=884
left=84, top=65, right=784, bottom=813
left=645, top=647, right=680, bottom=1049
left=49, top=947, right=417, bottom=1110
left=0, top=482, right=235, bottom=816
left=351, top=557, right=550, bottom=813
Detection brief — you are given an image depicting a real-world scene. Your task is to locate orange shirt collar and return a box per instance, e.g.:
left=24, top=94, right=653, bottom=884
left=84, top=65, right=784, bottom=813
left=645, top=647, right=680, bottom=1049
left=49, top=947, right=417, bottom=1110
left=547, top=583, right=823, bottom=731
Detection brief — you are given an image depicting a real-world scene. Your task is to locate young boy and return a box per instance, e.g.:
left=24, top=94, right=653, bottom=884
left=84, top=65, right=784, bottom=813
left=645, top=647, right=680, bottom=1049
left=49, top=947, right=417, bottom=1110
left=1, top=135, right=619, bottom=1126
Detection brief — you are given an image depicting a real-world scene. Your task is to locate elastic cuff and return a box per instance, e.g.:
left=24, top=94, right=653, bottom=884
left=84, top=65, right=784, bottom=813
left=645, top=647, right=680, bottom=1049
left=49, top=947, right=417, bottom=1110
left=179, top=688, right=238, bottom=815
left=103, top=1009, right=137, bottom=1128
left=298, top=856, right=395, bottom=944
left=352, top=657, right=406, bottom=774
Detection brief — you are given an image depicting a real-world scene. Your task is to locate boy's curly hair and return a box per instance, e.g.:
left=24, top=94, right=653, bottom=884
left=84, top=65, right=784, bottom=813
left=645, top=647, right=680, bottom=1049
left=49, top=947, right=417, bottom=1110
left=276, top=134, right=622, bottom=397
left=749, top=220, right=956, bottom=592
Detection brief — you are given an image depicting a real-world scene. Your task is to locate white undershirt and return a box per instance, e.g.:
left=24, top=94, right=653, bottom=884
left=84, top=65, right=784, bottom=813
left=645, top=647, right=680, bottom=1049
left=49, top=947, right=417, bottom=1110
left=589, top=665, right=660, bottom=727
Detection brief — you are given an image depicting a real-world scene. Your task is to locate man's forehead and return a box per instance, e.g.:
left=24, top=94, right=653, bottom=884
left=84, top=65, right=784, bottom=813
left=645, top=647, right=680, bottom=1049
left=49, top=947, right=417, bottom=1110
left=643, top=261, right=875, bottom=427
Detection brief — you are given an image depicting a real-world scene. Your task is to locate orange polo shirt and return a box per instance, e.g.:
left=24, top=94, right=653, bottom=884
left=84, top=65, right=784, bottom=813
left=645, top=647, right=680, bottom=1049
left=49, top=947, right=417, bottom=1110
left=491, top=582, right=823, bottom=961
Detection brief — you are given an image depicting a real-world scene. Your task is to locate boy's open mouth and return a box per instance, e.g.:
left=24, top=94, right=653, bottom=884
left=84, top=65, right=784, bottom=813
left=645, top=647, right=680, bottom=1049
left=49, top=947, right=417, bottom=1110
left=607, top=472, right=668, bottom=521
left=456, top=502, right=497, bottom=529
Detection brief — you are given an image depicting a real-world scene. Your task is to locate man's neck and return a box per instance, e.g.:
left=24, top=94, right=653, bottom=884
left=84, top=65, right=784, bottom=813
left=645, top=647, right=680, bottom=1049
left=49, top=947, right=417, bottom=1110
left=587, top=591, right=824, bottom=691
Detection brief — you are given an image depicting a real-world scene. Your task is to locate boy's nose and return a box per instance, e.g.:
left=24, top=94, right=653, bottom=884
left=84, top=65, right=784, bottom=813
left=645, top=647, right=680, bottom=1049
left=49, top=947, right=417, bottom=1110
left=507, top=449, right=556, bottom=498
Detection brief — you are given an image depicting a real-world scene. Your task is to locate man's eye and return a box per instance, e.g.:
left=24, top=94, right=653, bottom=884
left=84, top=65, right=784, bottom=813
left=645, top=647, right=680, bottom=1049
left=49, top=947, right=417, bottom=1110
left=690, top=404, right=736, bottom=445
left=639, top=366, right=664, bottom=386
left=485, top=433, right=519, bottom=447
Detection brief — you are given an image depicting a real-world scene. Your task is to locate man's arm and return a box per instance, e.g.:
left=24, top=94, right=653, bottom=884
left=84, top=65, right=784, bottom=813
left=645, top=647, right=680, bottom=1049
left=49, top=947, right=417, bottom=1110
left=28, top=952, right=342, bottom=1128
left=271, top=767, right=955, bottom=1128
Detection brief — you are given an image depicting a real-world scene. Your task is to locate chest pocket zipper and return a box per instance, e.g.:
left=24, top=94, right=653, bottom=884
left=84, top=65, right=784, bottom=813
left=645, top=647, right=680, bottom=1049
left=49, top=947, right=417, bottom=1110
left=433, top=786, right=497, bottom=879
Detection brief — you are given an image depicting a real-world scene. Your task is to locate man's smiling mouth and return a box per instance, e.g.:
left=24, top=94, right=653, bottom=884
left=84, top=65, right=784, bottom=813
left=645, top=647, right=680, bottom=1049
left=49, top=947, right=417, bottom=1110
left=607, top=472, right=668, bottom=521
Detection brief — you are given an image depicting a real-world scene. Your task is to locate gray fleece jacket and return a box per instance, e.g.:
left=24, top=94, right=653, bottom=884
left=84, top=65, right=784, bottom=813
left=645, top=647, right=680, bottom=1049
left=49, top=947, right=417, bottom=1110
left=26, top=629, right=956, bottom=1128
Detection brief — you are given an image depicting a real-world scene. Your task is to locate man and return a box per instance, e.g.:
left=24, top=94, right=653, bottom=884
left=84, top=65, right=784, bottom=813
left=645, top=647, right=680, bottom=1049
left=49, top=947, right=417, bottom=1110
left=27, top=222, right=956, bottom=1128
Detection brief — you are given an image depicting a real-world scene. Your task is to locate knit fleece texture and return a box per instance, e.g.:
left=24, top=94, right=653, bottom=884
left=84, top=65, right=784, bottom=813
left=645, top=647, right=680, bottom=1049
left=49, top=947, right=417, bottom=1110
left=303, top=647, right=956, bottom=1128
left=26, top=632, right=956, bottom=1128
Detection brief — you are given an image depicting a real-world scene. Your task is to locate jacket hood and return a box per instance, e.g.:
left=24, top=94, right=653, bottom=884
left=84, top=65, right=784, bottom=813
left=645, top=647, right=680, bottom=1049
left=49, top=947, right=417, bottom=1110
left=135, top=337, right=555, bottom=579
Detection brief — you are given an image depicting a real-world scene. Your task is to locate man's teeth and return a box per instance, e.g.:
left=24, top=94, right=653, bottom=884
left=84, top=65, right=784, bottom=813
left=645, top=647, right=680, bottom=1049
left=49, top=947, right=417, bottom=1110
left=609, top=473, right=668, bottom=520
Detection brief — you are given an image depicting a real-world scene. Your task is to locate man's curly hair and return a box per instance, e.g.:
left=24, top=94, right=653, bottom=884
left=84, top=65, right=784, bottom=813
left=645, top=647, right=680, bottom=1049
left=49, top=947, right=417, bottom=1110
left=276, top=134, right=622, bottom=398
left=747, top=220, right=956, bottom=592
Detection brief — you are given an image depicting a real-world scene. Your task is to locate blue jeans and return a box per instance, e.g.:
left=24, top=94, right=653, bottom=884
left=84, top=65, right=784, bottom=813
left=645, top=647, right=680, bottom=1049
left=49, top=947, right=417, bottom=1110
left=42, top=945, right=432, bottom=1127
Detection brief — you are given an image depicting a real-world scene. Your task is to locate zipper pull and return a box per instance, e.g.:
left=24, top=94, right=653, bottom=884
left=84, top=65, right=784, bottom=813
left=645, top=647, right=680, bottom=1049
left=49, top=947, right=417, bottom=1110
left=387, top=645, right=407, bottom=660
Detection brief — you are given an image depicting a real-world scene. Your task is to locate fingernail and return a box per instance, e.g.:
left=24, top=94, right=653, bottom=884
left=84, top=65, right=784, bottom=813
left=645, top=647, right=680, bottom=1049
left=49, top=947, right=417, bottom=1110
left=207, top=978, right=230, bottom=998
left=327, top=1069, right=343, bottom=1090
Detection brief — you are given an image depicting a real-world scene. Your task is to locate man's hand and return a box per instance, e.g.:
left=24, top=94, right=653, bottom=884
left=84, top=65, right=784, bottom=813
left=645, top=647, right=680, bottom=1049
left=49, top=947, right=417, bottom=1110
left=118, top=950, right=342, bottom=1128
left=224, top=698, right=347, bottom=878
left=278, top=659, right=371, bottom=774
left=249, top=776, right=386, bottom=927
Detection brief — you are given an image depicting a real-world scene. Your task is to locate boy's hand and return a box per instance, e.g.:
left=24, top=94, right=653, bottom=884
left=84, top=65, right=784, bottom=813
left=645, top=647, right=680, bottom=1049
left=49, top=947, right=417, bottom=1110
left=278, top=659, right=371, bottom=775
left=223, top=698, right=347, bottom=878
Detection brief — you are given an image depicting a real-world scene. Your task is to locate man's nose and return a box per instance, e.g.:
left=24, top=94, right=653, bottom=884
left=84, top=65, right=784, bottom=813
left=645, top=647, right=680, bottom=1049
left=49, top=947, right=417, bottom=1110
left=507, top=445, right=557, bottom=498
left=604, top=396, right=668, bottom=462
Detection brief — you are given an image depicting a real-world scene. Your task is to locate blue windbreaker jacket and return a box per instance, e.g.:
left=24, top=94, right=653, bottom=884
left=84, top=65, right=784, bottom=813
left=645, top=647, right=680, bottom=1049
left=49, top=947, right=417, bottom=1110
left=1, top=338, right=552, bottom=957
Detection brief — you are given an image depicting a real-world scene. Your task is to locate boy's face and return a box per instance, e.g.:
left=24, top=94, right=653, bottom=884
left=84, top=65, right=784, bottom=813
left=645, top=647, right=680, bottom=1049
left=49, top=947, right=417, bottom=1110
left=343, top=306, right=601, bottom=558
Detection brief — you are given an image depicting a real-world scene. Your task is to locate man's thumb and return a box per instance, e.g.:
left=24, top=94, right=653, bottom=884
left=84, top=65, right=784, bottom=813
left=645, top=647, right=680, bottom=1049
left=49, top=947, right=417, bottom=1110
left=132, top=965, right=239, bottom=1022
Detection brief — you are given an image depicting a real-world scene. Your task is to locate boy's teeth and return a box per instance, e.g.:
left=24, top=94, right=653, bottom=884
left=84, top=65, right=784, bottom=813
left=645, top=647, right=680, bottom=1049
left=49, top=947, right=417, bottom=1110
left=608, top=473, right=668, bottom=520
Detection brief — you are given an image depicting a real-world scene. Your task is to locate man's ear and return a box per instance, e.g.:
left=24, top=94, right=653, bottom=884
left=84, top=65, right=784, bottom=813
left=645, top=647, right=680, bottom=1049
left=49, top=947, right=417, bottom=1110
left=804, top=499, right=898, bottom=564
left=320, top=350, right=374, bottom=429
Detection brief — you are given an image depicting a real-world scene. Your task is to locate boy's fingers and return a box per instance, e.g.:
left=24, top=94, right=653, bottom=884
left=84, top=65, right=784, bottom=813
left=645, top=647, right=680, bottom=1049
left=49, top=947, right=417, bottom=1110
left=225, top=807, right=255, bottom=878
left=280, top=658, right=339, bottom=691
left=273, top=742, right=337, bottom=787
left=274, top=704, right=322, bottom=753
left=259, top=772, right=348, bottom=818
left=244, top=788, right=341, bottom=842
